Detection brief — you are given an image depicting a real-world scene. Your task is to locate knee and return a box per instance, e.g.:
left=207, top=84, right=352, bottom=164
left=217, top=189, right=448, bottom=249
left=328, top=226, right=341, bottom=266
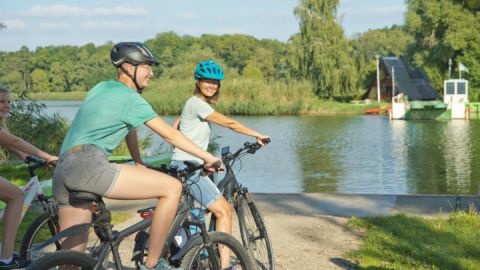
left=214, top=202, right=233, bottom=219
left=170, top=180, right=182, bottom=198
left=4, top=188, right=24, bottom=204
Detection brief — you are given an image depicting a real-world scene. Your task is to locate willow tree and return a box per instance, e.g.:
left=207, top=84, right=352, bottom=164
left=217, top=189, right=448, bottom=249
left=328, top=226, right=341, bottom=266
left=292, top=0, right=358, bottom=98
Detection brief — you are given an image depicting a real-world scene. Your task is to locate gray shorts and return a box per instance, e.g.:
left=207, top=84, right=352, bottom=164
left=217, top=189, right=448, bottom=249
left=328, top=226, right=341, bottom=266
left=170, top=160, right=222, bottom=208
left=53, top=144, right=120, bottom=207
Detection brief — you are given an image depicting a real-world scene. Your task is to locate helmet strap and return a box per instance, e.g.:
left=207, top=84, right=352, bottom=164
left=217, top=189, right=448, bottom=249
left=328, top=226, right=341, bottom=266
left=120, top=65, right=143, bottom=94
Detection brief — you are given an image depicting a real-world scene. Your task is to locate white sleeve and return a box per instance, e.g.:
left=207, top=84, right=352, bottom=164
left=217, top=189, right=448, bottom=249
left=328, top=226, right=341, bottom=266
left=191, top=97, right=214, bottom=119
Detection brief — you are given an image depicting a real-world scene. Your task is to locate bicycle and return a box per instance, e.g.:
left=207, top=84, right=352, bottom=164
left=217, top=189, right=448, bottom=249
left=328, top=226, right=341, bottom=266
left=193, top=139, right=274, bottom=270
left=18, top=156, right=137, bottom=262
left=27, top=161, right=256, bottom=270
left=0, top=156, right=60, bottom=261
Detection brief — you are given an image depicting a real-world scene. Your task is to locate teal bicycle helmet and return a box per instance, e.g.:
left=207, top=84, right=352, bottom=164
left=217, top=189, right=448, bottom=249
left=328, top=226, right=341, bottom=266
left=194, top=60, right=224, bottom=81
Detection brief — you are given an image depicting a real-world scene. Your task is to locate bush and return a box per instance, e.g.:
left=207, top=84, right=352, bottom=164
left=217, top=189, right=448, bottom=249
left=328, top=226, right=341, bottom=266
left=1, top=94, right=69, bottom=159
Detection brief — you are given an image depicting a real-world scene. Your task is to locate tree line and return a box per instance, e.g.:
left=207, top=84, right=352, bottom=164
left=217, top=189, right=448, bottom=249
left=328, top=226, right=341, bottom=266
left=0, top=0, right=478, bottom=101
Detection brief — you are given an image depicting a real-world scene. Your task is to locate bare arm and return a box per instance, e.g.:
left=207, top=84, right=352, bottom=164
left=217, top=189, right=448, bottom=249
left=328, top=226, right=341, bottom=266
left=125, top=129, right=144, bottom=166
left=4, top=146, right=28, bottom=160
left=145, top=117, right=219, bottom=166
left=172, top=117, right=180, bottom=130
left=206, top=111, right=270, bottom=146
left=0, top=130, right=57, bottom=164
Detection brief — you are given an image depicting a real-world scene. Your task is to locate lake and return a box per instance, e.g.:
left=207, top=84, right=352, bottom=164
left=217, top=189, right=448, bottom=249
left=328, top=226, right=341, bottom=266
left=41, top=100, right=480, bottom=195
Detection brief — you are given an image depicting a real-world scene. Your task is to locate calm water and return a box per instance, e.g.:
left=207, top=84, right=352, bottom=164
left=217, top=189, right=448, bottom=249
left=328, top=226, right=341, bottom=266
left=41, top=100, right=480, bottom=195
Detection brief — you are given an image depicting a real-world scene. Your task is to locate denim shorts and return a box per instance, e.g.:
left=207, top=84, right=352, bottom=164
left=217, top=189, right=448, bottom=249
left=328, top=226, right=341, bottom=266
left=53, top=144, right=121, bottom=207
left=170, top=160, right=222, bottom=208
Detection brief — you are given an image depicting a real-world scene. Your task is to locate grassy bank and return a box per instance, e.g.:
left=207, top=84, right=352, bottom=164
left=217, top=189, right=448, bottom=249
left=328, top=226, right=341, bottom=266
left=23, top=78, right=383, bottom=115
left=23, top=91, right=88, bottom=100
left=347, top=211, right=480, bottom=269
left=0, top=163, right=54, bottom=187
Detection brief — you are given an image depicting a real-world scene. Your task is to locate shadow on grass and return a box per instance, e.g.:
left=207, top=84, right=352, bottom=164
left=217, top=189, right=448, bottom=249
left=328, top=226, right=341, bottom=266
left=330, top=257, right=359, bottom=269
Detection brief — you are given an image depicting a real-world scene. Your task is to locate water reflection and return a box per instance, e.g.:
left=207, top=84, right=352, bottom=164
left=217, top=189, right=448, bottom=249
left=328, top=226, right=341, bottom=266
left=41, top=100, right=480, bottom=195
left=443, top=120, right=472, bottom=194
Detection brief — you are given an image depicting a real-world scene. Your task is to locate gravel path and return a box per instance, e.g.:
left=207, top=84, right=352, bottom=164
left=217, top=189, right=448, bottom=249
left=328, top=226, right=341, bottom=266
left=100, top=210, right=360, bottom=270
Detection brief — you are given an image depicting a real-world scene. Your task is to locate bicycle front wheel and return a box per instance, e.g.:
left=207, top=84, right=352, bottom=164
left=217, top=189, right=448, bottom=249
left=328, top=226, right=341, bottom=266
left=19, top=211, right=61, bottom=261
left=237, top=195, right=274, bottom=270
left=26, top=250, right=99, bottom=270
left=181, top=232, right=256, bottom=270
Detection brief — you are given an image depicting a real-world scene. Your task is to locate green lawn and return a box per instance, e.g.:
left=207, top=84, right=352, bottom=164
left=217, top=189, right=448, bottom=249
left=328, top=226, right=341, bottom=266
left=347, top=210, right=480, bottom=270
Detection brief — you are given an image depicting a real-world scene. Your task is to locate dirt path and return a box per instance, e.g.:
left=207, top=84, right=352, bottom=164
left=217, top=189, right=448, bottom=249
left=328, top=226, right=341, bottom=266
left=106, top=211, right=360, bottom=270
left=263, top=213, right=360, bottom=270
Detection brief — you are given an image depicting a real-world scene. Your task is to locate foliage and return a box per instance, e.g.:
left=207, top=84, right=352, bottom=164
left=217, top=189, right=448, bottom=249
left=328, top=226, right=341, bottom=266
left=350, top=26, right=414, bottom=90
left=0, top=95, right=69, bottom=159
left=0, top=163, right=54, bottom=186
left=348, top=210, right=480, bottom=269
left=143, top=77, right=316, bottom=115
left=404, top=0, right=480, bottom=99
left=0, top=0, right=478, bottom=105
left=111, top=133, right=160, bottom=157
left=291, top=0, right=359, bottom=97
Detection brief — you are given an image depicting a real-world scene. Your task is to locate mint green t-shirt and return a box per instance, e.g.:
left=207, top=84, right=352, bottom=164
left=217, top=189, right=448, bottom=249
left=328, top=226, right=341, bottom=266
left=60, top=80, right=158, bottom=156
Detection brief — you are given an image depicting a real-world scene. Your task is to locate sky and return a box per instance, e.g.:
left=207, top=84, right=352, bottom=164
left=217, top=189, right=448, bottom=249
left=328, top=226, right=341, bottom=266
left=0, top=0, right=406, bottom=52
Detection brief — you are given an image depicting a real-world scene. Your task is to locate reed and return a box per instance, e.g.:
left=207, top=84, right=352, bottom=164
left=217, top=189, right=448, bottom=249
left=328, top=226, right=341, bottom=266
left=24, top=78, right=379, bottom=115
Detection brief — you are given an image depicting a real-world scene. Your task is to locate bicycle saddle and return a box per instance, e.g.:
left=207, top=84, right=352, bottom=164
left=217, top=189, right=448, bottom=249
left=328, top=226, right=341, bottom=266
left=69, top=191, right=102, bottom=206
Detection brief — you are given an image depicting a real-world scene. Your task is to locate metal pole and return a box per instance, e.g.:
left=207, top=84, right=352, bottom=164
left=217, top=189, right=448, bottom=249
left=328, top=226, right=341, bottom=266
left=376, top=55, right=381, bottom=102
left=392, top=67, right=395, bottom=99
left=459, top=63, right=461, bottom=79
left=448, top=58, right=452, bottom=79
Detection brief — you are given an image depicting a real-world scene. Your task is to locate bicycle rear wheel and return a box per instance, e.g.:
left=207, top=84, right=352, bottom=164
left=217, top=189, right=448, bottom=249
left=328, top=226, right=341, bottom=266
left=19, top=211, right=61, bottom=261
left=181, top=232, right=256, bottom=270
left=237, top=195, right=274, bottom=270
left=26, top=250, right=99, bottom=270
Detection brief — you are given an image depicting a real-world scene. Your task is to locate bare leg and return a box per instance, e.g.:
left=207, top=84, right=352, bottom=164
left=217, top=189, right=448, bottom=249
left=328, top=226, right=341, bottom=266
left=209, top=197, right=234, bottom=268
left=0, top=177, right=24, bottom=259
left=105, top=164, right=182, bottom=268
left=58, top=206, right=92, bottom=251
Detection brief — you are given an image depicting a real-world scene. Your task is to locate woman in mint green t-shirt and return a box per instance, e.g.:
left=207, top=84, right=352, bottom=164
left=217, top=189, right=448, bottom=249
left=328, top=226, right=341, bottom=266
left=53, top=43, right=221, bottom=270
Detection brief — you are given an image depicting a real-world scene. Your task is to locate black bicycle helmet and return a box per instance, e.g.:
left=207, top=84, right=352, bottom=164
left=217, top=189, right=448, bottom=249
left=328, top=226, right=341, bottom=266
left=110, top=42, right=159, bottom=68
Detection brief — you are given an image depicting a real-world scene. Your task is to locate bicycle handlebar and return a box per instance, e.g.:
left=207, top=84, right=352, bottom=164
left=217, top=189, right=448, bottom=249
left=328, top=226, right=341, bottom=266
left=25, top=156, right=47, bottom=176
left=148, top=160, right=222, bottom=179
left=224, top=138, right=271, bottom=161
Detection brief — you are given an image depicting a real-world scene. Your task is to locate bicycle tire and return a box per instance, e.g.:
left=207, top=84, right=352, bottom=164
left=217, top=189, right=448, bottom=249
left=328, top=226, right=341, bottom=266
left=26, top=250, right=99, bottom=270
left=181, top=232, right=256, bottom=270
left=237, top=195, right=275, bottom=270
left=19, top=211, right=61, bottom=261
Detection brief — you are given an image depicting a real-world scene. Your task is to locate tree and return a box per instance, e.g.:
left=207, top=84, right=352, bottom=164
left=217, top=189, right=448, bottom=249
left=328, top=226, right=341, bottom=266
left=350, top=26, right=414, bottom=91
left=405, top=0, right=480, bottom=98
left=31, top=69, right=50, bottom=92
left=292, top=0, right=358, bottom=97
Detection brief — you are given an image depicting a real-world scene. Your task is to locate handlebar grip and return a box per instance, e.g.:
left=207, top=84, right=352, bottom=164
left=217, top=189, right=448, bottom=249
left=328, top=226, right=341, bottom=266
left=25, top=156, right=39, bottom=163
left=212, top=160, right=222, bottom=170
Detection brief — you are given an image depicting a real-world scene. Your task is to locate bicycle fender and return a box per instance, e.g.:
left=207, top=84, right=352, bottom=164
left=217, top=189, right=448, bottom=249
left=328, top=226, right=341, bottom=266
left=170, top=234, right=204, bottom=261
left=31, top=223, right=90, bottom=252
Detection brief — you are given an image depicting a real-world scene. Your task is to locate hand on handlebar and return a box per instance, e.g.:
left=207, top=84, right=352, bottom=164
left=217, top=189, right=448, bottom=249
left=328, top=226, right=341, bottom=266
left=45, top=155, right=58, bottom=168
left=256, top=135, right=271, bottom=147
left=203, top=157, right=224, bottom=173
